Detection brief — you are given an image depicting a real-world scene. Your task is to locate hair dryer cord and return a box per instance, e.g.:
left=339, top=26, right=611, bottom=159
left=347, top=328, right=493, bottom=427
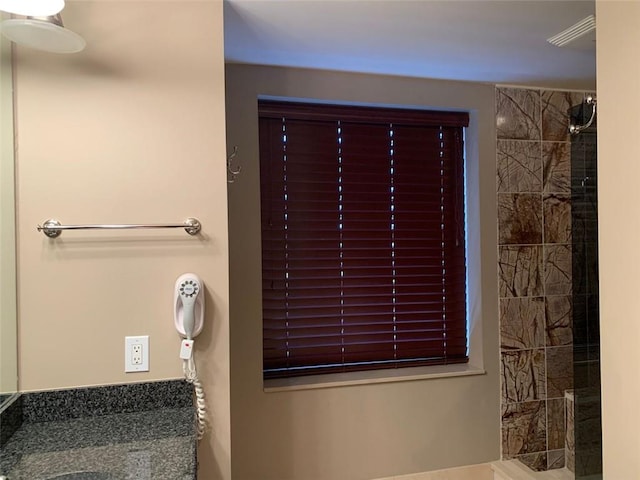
left=183, top=357, right=206, bottom=440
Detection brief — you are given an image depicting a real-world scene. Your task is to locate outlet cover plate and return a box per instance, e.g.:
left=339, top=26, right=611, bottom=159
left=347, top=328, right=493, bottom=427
left=125, top=335, right=149, bottom=372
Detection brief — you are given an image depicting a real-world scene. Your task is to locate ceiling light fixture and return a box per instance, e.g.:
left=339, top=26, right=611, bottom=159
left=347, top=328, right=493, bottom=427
left=547, top=15, right=596, bottom=47
left=1, top=14, right=85, bottom=53
left=0, top=0, right=64, bottom=17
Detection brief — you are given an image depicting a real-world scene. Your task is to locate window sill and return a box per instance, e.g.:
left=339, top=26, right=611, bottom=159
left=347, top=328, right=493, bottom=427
left=263, top=363, right=486, bottom=393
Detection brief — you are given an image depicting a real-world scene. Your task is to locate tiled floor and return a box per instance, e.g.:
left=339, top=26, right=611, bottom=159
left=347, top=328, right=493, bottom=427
left=372, top=460, right=600, bottom=480
left=374, top=463, right=493, bottom=480
left=492, top=460, right=574, bottom=479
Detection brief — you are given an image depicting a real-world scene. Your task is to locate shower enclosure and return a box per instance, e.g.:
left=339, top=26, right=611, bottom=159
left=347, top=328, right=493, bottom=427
left=570, top=97, right=602, bottom=479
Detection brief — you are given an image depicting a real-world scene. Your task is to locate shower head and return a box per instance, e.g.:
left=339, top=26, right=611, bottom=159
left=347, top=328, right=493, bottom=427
left=569, top=96, right=597, bottom=135
left=0, top=13, right=85, bottom=53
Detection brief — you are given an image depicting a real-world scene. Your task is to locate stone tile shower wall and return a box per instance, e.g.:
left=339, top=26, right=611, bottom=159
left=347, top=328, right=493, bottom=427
left=496, top=87, right=587, bottom=471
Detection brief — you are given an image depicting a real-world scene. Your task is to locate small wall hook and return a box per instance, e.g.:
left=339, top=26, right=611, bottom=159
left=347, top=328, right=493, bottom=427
left=227, top=146, right=241, bottom=183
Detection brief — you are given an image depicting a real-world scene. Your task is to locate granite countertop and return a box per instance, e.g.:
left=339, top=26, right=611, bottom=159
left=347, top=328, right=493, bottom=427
left=0, top=381, right=197, bottom=480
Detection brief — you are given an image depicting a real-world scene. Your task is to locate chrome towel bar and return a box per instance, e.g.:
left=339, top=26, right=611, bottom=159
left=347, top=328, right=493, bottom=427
left=37, top=217, right=201, bottom=238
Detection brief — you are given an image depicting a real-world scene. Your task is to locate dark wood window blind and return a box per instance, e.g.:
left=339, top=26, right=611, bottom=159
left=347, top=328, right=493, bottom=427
left=259, top=100, right=469, bottom=379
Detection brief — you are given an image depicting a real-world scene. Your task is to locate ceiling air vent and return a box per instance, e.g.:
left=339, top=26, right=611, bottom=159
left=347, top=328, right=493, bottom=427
left=547, top=14, right=596, bottom=47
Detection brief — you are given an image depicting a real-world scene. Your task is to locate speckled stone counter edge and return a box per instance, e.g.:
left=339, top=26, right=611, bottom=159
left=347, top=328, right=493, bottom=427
left=22, top=379, right=193, bottom=423
left=0, top=379, right=193, bottom=442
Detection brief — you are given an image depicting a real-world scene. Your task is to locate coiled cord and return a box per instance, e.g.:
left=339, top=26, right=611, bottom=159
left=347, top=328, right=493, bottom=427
left=183, top=356, right=206, bottom=440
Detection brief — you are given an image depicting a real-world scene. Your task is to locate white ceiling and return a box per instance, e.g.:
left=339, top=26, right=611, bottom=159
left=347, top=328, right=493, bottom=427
left=224, top=0, right=596, bottom=90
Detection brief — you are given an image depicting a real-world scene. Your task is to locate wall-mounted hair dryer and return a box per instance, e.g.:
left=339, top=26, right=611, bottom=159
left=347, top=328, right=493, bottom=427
left=174, top=273, right=206, bottom=439
left=174, top=273, right=204, bottom=359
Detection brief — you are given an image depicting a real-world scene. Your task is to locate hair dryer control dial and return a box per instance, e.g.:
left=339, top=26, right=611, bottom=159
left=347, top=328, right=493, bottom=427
left=180, top=280, right=199, bottom=298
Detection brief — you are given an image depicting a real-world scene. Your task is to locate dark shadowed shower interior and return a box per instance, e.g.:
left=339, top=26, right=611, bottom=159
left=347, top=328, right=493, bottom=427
left=570, top=99, right=602, bottom=479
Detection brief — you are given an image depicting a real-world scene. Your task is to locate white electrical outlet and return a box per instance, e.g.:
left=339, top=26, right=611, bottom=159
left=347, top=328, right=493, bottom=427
left=132, top=344, right=143, bottom=365
left=125, top=335, right=149, bottom=372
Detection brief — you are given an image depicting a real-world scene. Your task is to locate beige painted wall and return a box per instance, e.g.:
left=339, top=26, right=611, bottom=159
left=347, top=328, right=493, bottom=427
left=596, top=1, right=640, bottom=477
left=226, top=64, right=499, bottom=480
left=13, top=2, right=229, bottom=478
left=0, top=13, right=17, bottom=395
